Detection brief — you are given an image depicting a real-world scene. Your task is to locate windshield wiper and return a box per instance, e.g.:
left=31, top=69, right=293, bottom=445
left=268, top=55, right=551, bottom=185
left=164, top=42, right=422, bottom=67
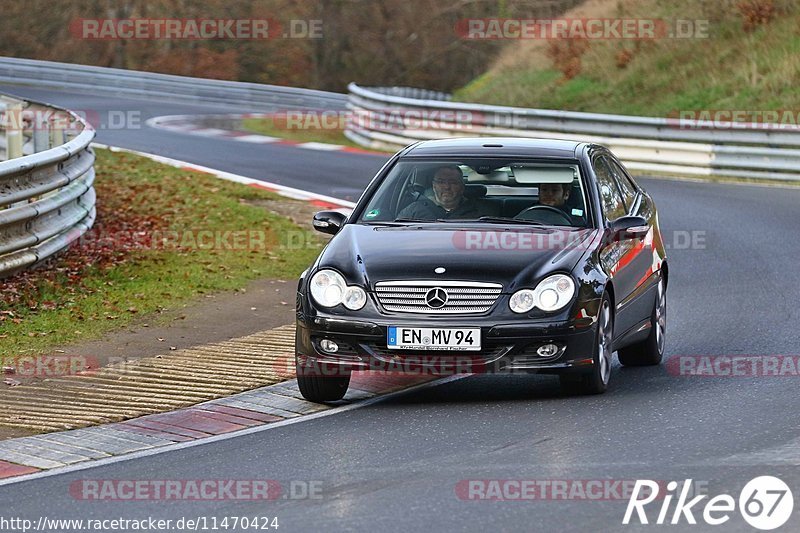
left=386, top=217, right=547, bottom=226
left=358, top=219, right=431, bottom=227
left=472, top=216, right=546, bottom=226
left=392, top=217, right=434, bottom=223
left=361, top=221, right=409, bottom=226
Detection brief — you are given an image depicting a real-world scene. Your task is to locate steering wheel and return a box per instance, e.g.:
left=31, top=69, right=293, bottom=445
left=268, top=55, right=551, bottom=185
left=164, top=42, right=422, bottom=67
left=514, top=205, right=573, bottom=225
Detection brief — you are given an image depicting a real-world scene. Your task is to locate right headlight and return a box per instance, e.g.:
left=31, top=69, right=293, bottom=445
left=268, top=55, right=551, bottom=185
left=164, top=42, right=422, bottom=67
left=309, top=269, right=367, bottom=310
left=510, top=274, right=575, bottom=313
left=310, top=270, right=346, bottom=308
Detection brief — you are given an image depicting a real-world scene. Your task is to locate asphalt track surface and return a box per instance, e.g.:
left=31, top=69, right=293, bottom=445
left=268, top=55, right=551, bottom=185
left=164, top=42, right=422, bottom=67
left=2, top=84, right=800, bottom=532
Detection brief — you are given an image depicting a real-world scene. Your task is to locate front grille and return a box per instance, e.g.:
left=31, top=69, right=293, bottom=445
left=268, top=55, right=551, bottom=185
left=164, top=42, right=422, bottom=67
left=374, top=280, right=502, bottom=314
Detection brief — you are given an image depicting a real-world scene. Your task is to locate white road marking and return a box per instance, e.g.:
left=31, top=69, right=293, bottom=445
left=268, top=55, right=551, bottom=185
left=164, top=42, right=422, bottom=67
left=234, top=134, right=281, bottom=143
left=296, top=142, right=345, bottom=151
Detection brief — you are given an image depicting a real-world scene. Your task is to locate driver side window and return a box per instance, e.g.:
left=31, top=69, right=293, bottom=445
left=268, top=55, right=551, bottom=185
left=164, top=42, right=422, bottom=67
left=604, top=157, right=637, bottom=211
left=592, top=157, right=627, bottom=221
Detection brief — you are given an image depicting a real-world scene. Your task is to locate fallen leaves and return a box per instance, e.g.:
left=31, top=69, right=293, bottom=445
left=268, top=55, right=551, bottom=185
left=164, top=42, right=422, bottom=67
left=0, top=175, right=169, bottom=329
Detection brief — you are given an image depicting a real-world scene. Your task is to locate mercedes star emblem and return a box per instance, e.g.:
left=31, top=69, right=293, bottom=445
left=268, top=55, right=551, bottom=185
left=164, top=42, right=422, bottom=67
left=425, top=287, right=448, bottom=308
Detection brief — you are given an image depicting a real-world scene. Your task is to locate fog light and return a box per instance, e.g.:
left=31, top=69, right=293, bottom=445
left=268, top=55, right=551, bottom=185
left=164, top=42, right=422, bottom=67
left=537, top=343, right=560, bottom=357
left=320, top=339, right=339, bottom=353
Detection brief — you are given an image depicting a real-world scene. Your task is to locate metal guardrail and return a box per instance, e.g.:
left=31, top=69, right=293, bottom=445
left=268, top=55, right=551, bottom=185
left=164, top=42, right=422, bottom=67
left=0, top=93, right=96, bottom=278
left=345, top=83, right=800, bottom=181
left=0, top=57, right=346, bottom=112
left=367, top=87, right=452, bottom=102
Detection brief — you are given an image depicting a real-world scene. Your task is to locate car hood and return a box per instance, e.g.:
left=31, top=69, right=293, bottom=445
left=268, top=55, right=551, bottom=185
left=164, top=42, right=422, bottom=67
left=317, top=224, right=598, bottom=292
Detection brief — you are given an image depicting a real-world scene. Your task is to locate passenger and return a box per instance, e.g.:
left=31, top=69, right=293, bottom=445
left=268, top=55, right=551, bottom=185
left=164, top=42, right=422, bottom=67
left=396, top=165, right=481, bottom=220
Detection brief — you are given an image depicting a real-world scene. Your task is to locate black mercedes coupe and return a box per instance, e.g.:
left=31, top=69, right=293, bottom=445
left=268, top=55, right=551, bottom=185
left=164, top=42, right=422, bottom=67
left=294, top=138, right=668, bottom=401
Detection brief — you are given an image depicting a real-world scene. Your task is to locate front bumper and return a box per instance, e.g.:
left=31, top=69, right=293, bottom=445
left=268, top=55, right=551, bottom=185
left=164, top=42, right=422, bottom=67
left=295, top=311, right=599, bottom=375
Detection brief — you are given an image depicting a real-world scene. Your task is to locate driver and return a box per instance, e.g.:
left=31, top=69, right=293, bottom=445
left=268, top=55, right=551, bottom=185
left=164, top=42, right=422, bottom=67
left=537, top=183, right=571, bottom=211
left=514, top=182, right=576, bottom=225
left=396, top=165, right=481, bottom=220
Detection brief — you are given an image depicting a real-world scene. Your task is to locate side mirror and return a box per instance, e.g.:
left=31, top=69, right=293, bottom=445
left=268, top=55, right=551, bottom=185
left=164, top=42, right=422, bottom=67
left=609, top=215, right=649, bottom=240
left=312, top=210, right=347, bottom=236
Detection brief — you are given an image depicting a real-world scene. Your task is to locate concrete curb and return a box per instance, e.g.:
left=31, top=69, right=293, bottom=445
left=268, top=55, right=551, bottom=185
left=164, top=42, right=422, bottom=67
left=0, top=371, right=445, bottom=480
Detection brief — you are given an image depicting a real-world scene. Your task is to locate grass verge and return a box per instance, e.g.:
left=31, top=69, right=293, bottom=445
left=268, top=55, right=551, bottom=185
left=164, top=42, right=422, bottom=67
left=0, top=148, right=323, bottom=355
left=455, top=0, right=800, bottom=117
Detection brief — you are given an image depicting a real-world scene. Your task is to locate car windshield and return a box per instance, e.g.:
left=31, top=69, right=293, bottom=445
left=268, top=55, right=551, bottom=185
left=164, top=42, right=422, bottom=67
left=356, top=158, right=590, bottom=227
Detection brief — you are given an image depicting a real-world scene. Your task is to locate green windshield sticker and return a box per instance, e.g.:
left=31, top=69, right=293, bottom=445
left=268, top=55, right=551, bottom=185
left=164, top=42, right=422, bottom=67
left=365, top=209, right=380, bottom=218
left=571, top=209, right=583, bottom=216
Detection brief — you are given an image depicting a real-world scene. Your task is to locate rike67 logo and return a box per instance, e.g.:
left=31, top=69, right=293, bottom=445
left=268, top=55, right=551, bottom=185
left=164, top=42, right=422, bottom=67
left=624, top=476, right=794, bottom=530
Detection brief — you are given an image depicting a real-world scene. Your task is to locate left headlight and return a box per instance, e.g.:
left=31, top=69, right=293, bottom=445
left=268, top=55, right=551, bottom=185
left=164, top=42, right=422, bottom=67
left=509, top=274, right=575, bottom=313
left=309, top=269, right=367, bottom=310
left=343, top=286, right=367, bottom=310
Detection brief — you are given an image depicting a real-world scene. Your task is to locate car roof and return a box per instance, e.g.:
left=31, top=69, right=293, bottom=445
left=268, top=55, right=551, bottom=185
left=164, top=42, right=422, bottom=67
left=401, top=137, right=586, bottom=158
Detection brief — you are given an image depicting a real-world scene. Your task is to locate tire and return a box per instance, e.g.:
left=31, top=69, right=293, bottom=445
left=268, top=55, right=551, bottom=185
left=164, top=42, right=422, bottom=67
left=296, top=358, right=351, bottom=402
left=618, top=277, right=666, bottom=367
left=560, top=294, right=613, bottom=395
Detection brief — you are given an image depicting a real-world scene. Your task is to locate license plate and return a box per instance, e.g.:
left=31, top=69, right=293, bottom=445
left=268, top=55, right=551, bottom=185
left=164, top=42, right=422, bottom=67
left=387, top=327, right=481, bottom=351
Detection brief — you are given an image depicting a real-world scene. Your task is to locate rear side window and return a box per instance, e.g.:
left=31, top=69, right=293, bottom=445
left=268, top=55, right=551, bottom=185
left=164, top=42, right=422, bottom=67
left=604, top=157, right=637, bottom=209
left=592, top=157, right=627, bottom=221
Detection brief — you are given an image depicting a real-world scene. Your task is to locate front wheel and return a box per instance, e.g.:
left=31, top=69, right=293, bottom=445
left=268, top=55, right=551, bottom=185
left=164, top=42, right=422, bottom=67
left=296, top=358, right=351, bottom=402
left=618, top=277, right=665, bottom=367
left=560, top=295, right=613, bottom=395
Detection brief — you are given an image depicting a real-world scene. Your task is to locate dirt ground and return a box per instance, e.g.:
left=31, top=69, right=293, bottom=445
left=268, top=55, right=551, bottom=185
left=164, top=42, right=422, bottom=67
left=41, top=277, right=298, bottom=364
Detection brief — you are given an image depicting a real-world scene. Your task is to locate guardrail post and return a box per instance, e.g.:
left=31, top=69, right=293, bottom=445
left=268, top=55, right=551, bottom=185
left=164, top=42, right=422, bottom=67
left=33, top=123, right=50, bottom=153
left=30, top=105, right=51, bottom=153
left=50, top=116, right=65, bottom=147
left=2, top=98, right=24, bottom=159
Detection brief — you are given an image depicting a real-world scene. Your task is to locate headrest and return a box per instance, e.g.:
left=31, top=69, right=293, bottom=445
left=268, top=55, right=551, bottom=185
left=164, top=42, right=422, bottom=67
left=464, top=184, right=487, bottom=199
